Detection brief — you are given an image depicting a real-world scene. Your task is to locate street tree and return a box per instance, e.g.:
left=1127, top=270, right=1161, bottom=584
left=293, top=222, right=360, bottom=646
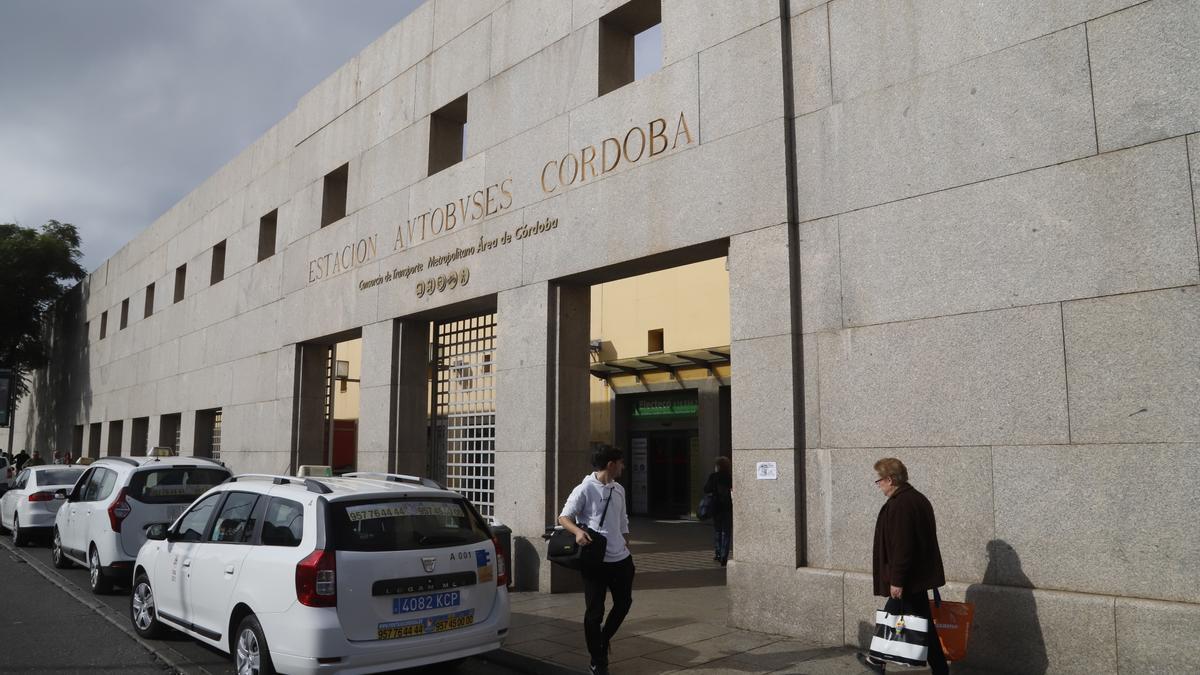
left=0, top=220, right=87, bottom=401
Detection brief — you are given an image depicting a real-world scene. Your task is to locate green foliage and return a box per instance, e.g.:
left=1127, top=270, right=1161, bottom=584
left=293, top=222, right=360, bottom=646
left=0, top=220, right=86, bottom=400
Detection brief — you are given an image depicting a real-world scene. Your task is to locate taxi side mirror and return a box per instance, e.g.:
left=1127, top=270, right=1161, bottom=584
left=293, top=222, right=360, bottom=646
left=145, top=523, right=169, bottom=541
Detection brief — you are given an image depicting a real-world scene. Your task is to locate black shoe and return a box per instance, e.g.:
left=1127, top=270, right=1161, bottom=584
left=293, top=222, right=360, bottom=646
left=856, top=652, right=886, bottom=674
left=589, top=664, right=610, bottom=675
left=713, top=553, right=720, bottom=560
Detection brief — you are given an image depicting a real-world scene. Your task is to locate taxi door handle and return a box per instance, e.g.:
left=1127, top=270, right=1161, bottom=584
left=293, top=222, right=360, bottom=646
left=182, top=559, right=191, bottom=568
left=224, top=565, right=235, bottom=575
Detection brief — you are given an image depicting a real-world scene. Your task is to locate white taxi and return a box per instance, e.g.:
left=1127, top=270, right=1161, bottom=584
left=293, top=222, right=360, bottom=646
left=130, top=471, right=510, bottom=674
left=0, top=465, right=86, bottom=546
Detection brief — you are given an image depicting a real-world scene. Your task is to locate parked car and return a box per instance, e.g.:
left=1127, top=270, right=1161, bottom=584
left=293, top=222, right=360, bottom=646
left=0, top=456, right=13, bottom=491
left=52, top=456, right=231, bottom=594
left=0, top=465, right=87, bottom=546
left=130, top=471, right=511, bottom=674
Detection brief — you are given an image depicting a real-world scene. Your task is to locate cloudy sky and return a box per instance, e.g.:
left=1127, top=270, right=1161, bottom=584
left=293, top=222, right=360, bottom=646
left=0, top=0, right=421, bottom=272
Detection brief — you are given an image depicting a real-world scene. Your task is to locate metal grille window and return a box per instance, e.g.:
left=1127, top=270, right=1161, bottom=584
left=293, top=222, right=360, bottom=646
left=432, top=314, right=496, bottom=520
left=211, top=410, right=222, bottom=461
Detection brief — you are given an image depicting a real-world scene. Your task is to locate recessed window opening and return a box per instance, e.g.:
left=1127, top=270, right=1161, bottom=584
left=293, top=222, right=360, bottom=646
left=99, top=311, right=108, bottom=339
left=648, top=328, right=664, bottom=354
left=88, top=422, right=102, bottom=458
left=599, top=0, right=662, bottom=96
left=144, top=282, right=155, bottom=318
left=428, top=94, right=468, bottom=176
left=120, top=298, right=129, bottom=330
left=131, top=417, right=150, bottom=457
left=107, top=420, right=124, bottom=457
left=321, top=164, right=349, bottom=227
left=257, top=209, right=278, bottom=261
left=194, top=408, right=222, bottom=460
left=210, top=240, right=226, bottom=285
left=159, top=413, right=182, bottom=455
left=174, top=264, right=187, bottom=303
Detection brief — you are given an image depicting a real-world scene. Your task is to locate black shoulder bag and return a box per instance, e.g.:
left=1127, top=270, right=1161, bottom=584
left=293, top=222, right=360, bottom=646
left=545, top=486, right=614, bottom=570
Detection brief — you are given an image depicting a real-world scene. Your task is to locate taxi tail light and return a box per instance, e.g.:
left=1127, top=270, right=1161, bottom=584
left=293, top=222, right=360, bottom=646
left=107, top=489, right=131, bottom=532
left=491, top=535, right=509, bottom=587
left=296, top=549, right=337, bottom=607
left=28, top=491, right=57, bottom=502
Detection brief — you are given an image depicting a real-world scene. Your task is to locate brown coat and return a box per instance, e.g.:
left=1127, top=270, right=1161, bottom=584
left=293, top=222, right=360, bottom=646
left=872, top=483, right=945, bottom=596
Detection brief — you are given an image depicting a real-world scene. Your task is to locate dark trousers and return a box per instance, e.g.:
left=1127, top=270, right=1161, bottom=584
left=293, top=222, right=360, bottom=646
left=712, top=513, right=733, bottom=562
left=581, top=555, right=635, bottom=667
left=902, top=590, right=949, bottom=674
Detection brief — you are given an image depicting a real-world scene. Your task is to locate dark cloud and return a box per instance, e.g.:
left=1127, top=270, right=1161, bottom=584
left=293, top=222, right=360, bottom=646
left=0, top=0, right=421, bottom=271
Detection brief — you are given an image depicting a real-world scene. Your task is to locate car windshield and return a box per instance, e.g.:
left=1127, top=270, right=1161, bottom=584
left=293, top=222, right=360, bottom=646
left=127, top=467, right=231, bottom=504
left=330, top=497, right=490, bottom=552
left=35, top=468, right=85, bottom=486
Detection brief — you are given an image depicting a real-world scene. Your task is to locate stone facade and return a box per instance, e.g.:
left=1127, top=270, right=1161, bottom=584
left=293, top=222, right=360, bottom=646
left=13, top=1, right=1200, bottom=672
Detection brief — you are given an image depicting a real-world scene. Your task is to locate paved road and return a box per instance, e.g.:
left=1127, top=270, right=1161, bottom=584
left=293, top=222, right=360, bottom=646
left=0, top=531, right=525, bottom=675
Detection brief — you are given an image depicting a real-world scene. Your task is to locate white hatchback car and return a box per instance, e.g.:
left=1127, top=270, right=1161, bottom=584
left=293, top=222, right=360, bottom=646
left=130, top=472, right=511, bottom=675
left=0, top=465, right=87, bottom=546
left=52, top=456, right=231, bottom=593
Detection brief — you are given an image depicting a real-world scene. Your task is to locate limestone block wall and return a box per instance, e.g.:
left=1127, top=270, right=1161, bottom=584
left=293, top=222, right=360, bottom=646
left=727, top=1, right=1200, bottom=673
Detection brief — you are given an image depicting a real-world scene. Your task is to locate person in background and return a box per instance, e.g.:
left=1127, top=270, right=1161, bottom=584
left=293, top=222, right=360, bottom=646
left=52, top=451, right=63, bottom=465
left=64, top=452, right=74, bottom=466
left=14, top=449, right=29, bottom=470
left=703, top=456, right=733, bottom=565
left=24, top=451, right=45, bottom=467
left=858, top=457, right=948, bottom=674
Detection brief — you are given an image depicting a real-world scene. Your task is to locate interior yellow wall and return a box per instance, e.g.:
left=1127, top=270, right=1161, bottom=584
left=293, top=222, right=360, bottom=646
left=332, top=337, right=363, bottom=421
left=589, top=257, right=730, bottom=443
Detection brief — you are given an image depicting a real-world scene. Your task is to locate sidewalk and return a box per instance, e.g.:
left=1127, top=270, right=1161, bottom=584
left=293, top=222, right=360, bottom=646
left=484, top=518, right=941, bottom=674
left=492, top=583, right=880, bottom=674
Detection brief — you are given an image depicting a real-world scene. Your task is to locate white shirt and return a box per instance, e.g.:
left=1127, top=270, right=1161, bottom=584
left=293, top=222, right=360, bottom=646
left=560, top=473, right=630, bottom=563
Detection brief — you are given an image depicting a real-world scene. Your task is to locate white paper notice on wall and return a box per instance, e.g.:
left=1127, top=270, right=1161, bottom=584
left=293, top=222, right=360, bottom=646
left=756, top=461, right=778, bottom=480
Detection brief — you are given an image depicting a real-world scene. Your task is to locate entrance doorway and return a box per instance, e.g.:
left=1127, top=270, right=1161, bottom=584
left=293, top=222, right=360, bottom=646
left=636, top=430, right=696, bottom=517
left=293, top=329, right=362, bottom=474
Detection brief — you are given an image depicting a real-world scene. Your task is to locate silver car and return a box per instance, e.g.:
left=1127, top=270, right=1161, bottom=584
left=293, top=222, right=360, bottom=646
left=0, top=465, right=87, bottom=546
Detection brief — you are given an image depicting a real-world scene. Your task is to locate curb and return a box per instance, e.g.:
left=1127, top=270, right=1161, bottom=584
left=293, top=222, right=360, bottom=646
left=485, top=648, right=582, bottom=675
left=0, top=537, right=212, bottom=675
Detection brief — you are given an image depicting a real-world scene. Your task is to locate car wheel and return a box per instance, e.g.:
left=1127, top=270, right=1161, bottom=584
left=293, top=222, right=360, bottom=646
left=234, top=614, right=276, bottom=675
left=88, top=546, right=113, bottom=594
left=51, top=529, right=73, bottom=569
left=12, top=514, right=30, bottom=547
left=130, top=574, right=165, bottom=638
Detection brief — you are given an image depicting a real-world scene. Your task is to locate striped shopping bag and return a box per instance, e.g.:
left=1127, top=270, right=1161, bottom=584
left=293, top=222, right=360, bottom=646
left=868, top=598, right=930, bottom=667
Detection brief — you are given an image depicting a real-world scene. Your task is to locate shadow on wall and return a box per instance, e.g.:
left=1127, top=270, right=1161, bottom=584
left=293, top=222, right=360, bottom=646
left=855, top=540, right=1048, bottom=675
left=19, top=285, right=93, bottom=458
left=960, top=540, right=1049, bottom=674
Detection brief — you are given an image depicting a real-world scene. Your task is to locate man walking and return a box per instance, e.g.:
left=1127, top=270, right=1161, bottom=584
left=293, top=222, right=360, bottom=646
left=558, top=445, right=634, bottom=675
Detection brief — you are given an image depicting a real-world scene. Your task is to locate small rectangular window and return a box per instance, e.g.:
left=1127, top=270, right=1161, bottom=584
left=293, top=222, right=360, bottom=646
left=321, top=164, right=349, bottom=227
left=648, top=328, right=664, bottom=354
left=72, top=425, right=84, bottom=457
left=598, top=0, right=662, bottom=96
left=107, top=420, right=124, bottom=456
left=88, top=422, right=102, bottom=458
left=99, top=311, right=108, bottom=339
left=262, top=498, right=305, bottom=547
left=428, top=95, right=468, bottom=176
left=210, top=240, right=226, bottom=285
left=194, top=407, right=222, bottom=459
left=131, top=416, right=150, bottom=457
left=159, top=412, right=181, bottom=454
left=174, top=264, right=187, bottom=303
left=120, top=298, right=129, bottom=330
left=144, top=282, right=155, bottom=318
left=257, top=210, right=278, bottom=262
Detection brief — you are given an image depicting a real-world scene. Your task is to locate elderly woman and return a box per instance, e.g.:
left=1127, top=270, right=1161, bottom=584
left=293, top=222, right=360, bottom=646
left=857, top=458, right=949, bottom=674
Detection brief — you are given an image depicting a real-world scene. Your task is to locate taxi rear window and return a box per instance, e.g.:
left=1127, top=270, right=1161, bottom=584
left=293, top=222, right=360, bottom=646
left=127, top=467, right=231, bottom=504
left=330, top=498, right=489, bottom=552
left=36, top=468, right=85, bottom=486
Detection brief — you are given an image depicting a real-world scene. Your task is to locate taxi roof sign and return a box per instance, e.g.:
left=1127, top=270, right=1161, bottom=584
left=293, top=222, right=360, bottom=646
left=297, top=465, right=333, bottom=477
left=150, top=446, right=177, bottom=457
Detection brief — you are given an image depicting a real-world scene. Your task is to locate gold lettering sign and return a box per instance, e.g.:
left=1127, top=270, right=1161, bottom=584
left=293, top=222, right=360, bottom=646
left=394, top=178, right=513, bottom=252
left=540, top=112, right=693, bottom=194
left=308, top=235, right=378, bottom=284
